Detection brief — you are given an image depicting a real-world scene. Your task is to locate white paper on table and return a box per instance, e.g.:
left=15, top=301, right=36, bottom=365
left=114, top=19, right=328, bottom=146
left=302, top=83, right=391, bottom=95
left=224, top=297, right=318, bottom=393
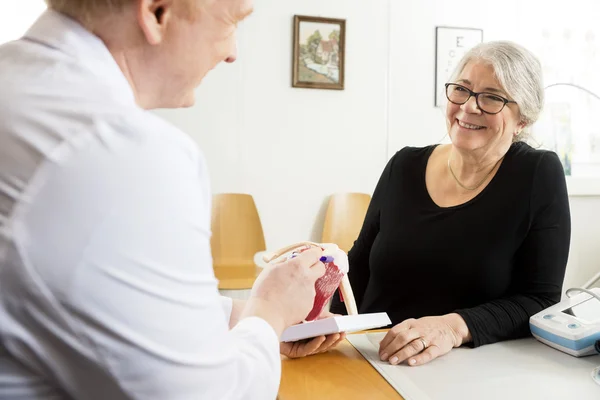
left=347, top=332, right=600, bottom=400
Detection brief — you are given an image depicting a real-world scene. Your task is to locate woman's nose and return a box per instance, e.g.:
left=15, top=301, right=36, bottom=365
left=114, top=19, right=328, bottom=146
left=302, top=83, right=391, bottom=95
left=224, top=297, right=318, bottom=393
left=461, top=95, right=482, bottom=113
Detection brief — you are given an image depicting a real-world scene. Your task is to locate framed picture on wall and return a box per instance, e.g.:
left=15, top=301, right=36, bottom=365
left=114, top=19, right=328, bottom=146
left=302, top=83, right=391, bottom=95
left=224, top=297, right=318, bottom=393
left=435, top=26, right=483, bottom=106
left=292, top=15, right=346, bottom=90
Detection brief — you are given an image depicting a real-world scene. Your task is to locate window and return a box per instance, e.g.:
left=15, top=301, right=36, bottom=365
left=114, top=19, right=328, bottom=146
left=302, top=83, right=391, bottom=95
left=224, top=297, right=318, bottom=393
left=532, top=28, right=600, bottom=195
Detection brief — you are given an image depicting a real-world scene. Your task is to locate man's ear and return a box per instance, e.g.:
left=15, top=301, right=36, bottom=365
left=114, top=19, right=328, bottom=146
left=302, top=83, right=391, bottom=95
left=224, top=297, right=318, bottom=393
left=136, top=0, right=175, bottom=45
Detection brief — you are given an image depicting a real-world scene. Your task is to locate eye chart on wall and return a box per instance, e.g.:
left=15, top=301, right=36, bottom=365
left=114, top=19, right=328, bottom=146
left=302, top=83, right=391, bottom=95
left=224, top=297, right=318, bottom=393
left=434, top=26, right=483, bottom=107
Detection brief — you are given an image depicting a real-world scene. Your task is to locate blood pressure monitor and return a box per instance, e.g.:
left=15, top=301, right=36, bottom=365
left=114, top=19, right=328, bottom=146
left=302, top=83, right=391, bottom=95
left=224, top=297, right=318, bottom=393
left=530, top=287, right=600, bottom=357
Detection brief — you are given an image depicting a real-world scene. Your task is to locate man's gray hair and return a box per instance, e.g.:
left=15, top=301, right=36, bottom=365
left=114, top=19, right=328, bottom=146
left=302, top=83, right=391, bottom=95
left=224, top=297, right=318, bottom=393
left=45, top=0, right=130, bottom=15
left=449, top=41, right=544, bottom=141
left=45, top=0, right=202, bottom=24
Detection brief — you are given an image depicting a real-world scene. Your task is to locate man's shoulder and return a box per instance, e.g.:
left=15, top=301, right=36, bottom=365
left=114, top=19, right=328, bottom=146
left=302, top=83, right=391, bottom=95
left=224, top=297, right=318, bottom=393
left=0, top=37, right=199, bottom=160
left=122, top=110, right=201, bottom=162
left=79, top=110, right=208, bottom=191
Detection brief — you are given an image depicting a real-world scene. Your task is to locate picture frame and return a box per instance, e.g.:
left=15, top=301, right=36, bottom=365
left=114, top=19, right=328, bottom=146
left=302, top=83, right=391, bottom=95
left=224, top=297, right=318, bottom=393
left=435, top=26, right=483, bottom=106
left=292, top=15, right=346, bottom=90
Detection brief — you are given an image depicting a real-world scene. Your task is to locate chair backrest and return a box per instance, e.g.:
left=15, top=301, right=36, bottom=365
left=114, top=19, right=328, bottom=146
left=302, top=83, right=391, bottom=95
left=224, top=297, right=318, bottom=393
left=211, top=193, right=266, bottom=289
left=321, top=192, right=371, bottom=253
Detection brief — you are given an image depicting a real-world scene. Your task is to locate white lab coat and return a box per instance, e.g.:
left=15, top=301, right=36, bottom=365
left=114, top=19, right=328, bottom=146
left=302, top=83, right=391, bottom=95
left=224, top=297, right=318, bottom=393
left=0, top=10, right=280, bottom=400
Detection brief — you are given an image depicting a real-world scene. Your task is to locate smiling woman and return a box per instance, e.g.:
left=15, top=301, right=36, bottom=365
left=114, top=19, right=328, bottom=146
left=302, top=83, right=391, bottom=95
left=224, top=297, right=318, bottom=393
left=331, top=40, right=571, bottom=368
left=0, top=2, right=47, bottom=44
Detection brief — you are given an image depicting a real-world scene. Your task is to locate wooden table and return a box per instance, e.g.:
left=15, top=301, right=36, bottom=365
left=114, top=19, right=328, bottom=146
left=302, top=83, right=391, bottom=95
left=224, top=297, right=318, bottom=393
left=278, top=332, right=403, bottom=400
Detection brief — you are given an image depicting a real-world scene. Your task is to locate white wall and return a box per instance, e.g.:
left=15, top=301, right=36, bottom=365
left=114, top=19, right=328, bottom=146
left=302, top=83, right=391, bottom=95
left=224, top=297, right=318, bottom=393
left=564, top=197, right=600, bottom=291
left=155, top=0, right=391, bottom=249
left=0, top=1, right=47, bottom=44
left=155, top=0, right=600, bottom=289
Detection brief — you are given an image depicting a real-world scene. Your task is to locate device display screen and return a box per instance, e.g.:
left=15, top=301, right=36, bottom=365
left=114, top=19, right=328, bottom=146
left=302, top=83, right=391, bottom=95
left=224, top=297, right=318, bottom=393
left=562, top=298, right=600, bottom=323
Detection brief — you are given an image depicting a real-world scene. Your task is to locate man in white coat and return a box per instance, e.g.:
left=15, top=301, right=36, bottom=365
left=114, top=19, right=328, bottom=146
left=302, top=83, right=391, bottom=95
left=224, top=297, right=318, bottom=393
left=0, top=0, right=342, bottom=398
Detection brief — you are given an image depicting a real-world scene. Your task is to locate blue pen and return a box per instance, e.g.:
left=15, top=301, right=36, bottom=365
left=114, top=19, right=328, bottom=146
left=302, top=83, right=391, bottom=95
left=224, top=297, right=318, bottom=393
left=320, top=256, right=334, bottom=263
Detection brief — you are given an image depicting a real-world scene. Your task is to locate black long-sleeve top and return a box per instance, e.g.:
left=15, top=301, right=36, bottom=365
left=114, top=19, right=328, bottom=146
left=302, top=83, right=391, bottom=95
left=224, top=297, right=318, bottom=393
left=330, top=142, right=571, bottom=347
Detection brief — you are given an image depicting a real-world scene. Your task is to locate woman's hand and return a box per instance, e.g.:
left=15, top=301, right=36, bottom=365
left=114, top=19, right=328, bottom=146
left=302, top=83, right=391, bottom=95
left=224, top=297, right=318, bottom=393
left=378, top=313, right=471, bottom=366
left=280, top=310, right=346, bottom=359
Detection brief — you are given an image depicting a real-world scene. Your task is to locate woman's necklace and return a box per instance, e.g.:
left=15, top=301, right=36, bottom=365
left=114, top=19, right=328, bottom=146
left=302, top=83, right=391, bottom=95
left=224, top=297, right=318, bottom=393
left=447, top=156, right=503, bottom=191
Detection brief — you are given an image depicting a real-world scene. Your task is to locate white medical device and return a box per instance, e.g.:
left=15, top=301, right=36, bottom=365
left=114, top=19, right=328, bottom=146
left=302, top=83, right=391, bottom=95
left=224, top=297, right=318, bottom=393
left=530, top=287, right=600, bottom=357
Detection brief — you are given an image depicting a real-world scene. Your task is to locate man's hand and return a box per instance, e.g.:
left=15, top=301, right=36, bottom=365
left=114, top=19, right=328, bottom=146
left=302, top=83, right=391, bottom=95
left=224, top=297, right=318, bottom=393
left=241, top=247, right=326, bottom=336
left=280, top=310, right=346, bottom=359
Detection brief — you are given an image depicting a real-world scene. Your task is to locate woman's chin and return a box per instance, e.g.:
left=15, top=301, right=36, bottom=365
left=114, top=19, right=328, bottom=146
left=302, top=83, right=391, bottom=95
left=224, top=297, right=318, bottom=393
left=449, top=131, right=489, bottom=151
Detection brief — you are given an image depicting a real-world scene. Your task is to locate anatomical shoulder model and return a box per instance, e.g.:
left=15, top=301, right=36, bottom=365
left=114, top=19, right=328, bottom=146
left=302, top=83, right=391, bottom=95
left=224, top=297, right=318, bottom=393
left=262, top=241, right=358, bottom=321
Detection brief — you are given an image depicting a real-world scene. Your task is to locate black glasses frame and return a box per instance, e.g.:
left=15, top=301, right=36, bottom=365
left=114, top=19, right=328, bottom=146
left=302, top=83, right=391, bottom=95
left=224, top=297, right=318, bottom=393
left=444, top=83, right=517, bottom=114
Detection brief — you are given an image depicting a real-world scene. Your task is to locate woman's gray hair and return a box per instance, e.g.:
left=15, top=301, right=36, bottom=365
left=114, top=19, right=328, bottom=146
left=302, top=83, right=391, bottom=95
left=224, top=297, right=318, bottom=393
left=448, top=41, right=544, bottom=141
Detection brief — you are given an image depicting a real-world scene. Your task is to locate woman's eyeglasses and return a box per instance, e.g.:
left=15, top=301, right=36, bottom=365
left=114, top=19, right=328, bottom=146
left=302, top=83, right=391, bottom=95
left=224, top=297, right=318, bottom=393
left=445, top=83, right=517, bottom=114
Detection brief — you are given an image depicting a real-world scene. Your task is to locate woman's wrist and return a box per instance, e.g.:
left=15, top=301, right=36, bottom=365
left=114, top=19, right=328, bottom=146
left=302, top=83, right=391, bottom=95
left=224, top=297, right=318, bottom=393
left=443, top=313, right=472, bottom=346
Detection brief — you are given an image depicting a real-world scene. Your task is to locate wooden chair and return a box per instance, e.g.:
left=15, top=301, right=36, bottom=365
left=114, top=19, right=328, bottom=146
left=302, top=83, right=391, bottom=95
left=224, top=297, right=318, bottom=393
left=321, top=192, right=372, bottom=253
left=211, top=193, right=266, bottom=290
